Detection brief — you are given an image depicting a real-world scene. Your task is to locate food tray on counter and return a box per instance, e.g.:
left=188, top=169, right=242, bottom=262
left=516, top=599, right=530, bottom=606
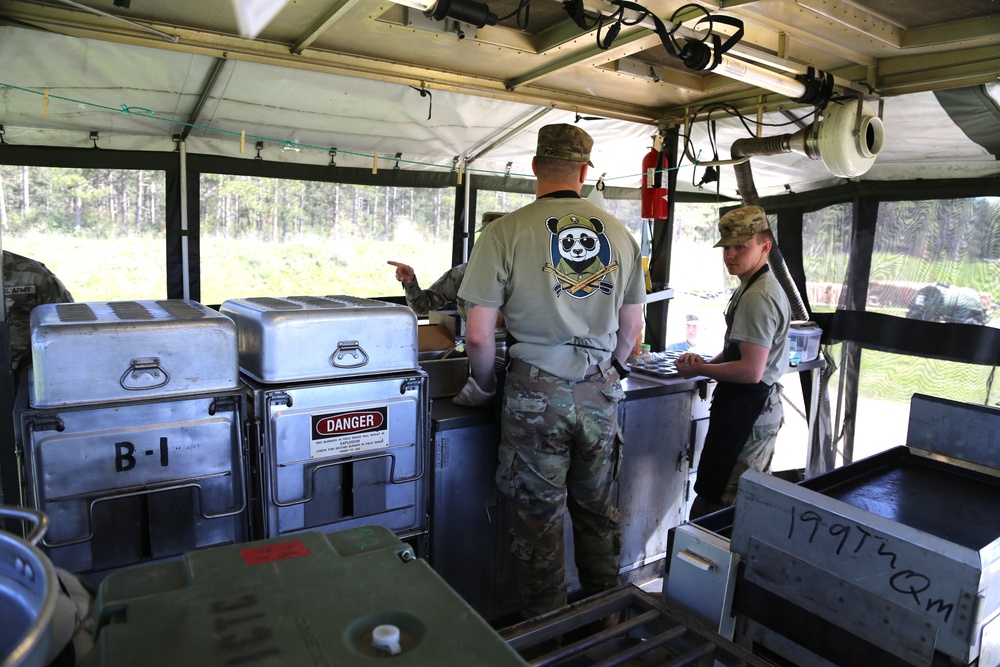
left=629, top=350, right=712, bottom=380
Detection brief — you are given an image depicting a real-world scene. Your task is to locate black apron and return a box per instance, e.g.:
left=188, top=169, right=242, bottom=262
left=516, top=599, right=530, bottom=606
left=693, top=264, right=773, bottom=502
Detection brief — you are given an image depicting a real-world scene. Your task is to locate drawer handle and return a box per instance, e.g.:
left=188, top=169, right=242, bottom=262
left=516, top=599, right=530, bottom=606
left=677, top=549, right=716, bottom=572
left=120, top=357, right=170, bottom=391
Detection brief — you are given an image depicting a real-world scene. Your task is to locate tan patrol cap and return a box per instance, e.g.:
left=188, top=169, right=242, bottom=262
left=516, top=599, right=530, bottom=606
left=476, top=211, right=506, bottom=233
left=714, top=205, right=770, bottom=248
left=536, top=123, right=595, bottom=167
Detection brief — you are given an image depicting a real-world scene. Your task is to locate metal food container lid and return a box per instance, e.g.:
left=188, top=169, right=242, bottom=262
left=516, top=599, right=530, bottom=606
left=220, top=295, right=419, bottom=383
left=29, top=299, right=240, bottom=407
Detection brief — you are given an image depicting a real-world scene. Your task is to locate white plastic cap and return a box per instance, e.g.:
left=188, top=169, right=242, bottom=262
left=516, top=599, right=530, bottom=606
left=372, top=624, right=402, bottom=656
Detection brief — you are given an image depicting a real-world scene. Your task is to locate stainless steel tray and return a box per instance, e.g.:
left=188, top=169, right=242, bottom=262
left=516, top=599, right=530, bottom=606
left=220, top=295, right=418, bottom=383
left=731, top=456, right=1000, bottom=665
left=29, top=300, right=239, bottom=408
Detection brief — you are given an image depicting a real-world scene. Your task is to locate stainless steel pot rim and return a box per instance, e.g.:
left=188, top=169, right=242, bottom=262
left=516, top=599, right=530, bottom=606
left=0, top=507, right=59, bottom=667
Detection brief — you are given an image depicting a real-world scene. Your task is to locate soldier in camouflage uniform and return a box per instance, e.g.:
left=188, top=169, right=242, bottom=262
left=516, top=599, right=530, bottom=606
left=675, top=206, right=790, bottom=519
left=387, top=212, right=506, bottom=322
left=456, top=124, right=645, bottom=618
left=3, top=250, right=74, bottom=388
left=388, top=261, right=469, bottom=319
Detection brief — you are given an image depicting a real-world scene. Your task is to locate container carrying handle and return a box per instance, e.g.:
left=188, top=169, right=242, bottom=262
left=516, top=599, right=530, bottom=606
left=331, top=341, right=369, bottom=369
left=0, top=504, right=49, bottom=545
left=120, top=357, right=170, bottom=391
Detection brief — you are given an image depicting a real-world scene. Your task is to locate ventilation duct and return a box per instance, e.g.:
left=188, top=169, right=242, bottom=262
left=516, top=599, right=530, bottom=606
left=731, top=98, right=884, bottom=320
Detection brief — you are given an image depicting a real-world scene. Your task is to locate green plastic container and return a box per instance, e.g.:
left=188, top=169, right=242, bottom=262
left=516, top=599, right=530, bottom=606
left=87, top=527, right=527, bottom=666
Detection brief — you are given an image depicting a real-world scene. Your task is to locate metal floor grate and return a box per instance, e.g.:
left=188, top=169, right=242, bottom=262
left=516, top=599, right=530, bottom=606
left=499, top=584, right=770, bottom=667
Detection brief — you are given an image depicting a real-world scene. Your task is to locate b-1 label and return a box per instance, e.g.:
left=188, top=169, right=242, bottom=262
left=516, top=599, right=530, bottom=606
left=115, top=437, right=170, bottom=471
left=37, top=418, right=234, bottom=500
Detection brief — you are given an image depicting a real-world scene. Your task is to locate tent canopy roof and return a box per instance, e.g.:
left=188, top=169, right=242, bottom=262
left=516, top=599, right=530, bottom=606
left=1, top=0, right=998, bottom=195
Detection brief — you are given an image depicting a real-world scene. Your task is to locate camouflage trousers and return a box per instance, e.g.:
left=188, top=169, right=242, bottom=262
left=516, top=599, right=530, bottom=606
left=496, top=362, right=625, bottom=618
left=690, top=384, right=784, bottom=518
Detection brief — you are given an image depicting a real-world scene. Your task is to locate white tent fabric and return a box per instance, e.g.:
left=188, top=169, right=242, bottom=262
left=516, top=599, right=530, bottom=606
left=0, top=27, right=654, bottom=186
left=2, top=26, right=998, bottom=196
left=683, top=89, right=1000, bottom=199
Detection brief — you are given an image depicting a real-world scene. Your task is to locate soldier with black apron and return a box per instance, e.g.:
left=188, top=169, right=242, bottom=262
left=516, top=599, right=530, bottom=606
left=675, top=206, right=790, bottom=520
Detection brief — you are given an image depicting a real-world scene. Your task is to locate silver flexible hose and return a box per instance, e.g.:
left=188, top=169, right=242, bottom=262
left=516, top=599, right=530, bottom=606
left=731, top=137, right=810, bottom=321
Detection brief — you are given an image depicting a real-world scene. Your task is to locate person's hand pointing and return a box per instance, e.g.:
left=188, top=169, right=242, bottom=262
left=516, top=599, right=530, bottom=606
left=387, top=261, right=415, bottom=284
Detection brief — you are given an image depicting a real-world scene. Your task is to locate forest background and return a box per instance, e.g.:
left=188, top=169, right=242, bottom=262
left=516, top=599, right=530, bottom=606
left=1, top=165, right=998, bottom=462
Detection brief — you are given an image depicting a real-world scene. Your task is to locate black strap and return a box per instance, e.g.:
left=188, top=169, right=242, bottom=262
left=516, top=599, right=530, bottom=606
left=680, top=15, right=744, bottom=72
left=792, top=66, right=836, bottom=109
left=723, top=263, right=769, bottom=359
left=813, top=310, right=1000, bottom=367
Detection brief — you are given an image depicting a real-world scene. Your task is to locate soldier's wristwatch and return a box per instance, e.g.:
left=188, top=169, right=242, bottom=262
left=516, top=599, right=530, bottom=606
left=612, top=358, right=630, bottom=379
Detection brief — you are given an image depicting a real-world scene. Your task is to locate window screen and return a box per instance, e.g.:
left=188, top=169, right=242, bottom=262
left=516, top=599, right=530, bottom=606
left=873, top=198, right=998, bottom=325
left=199, top=174, right=457, bottom=305
left=0, top=165, right=166, bottom=301
left=803, top=202, right=853, bottom=314
left=808, top=197, right=999, bottom=466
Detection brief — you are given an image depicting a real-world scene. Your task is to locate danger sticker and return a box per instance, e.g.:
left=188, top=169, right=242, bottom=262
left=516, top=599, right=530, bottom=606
left=310, top=407, right=389, bottom=459
left=240, top=539, right=311, bottom=565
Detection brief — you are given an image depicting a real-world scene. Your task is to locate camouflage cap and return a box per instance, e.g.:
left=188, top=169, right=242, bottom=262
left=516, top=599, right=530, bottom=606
left=714, top=205, right=770, bottom=248
left=536, top=123, right=595, bottom=167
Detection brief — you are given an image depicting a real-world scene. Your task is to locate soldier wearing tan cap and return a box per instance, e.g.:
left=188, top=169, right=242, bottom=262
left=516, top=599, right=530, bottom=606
left=676, top=205, right=790, bottom=519
left=457, top=123, right=645, bottom=619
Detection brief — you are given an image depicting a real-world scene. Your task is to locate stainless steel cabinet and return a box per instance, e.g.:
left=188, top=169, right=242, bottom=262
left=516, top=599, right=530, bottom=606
left=429, top=402, right=520, bottom=621
left=616, top=385, right=696, bottom=584
left=243, top=372, right=429, bottom=542
left=429, top=380, right=701, bottom=620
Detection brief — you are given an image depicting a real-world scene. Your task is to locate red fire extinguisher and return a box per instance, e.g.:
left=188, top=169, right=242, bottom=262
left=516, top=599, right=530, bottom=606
left=640, top=140, right=669, bottom=219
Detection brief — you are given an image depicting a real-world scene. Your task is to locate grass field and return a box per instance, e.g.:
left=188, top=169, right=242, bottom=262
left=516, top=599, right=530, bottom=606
left=6, top=231, right=453, bottom=305
left=7, top=231, right=996, bottom=415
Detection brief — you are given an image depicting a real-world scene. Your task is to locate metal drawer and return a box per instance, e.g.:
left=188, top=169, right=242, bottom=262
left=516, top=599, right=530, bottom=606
left=244, top=372, right=429, bottom=539
left=19, top=392, right=249, bottom=580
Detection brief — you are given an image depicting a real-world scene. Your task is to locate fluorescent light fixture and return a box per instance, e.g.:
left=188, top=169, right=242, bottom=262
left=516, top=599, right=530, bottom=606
left=712, top=56, right=806, bottom=100
left=394, top=0, right=498, bottom=28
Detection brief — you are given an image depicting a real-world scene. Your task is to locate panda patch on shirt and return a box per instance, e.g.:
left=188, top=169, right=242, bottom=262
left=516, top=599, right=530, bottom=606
left=543, top=213, right=619, bottom=298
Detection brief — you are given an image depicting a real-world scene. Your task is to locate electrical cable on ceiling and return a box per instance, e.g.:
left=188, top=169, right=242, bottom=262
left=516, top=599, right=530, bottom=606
left=692, top=101, right=823, bottom=136
left=692, top=116, right=719, bottom=188
left=562, top=0, right=846, bottom=107
left=496, top=0, right=532, bottom=31
left=571, top=0, right=746, bottom=72
left=409, top=83, right=433, bottom=120
left=694, top=165, right=718, bottom=188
